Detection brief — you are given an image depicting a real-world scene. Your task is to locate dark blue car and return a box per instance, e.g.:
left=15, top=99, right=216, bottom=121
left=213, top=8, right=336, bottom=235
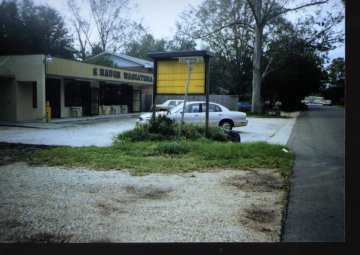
left=237, top=101, right=251, bottom=112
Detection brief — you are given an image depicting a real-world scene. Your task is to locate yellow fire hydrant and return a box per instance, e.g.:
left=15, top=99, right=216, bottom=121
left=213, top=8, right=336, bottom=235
left=45, top=101, right=51, bottom=123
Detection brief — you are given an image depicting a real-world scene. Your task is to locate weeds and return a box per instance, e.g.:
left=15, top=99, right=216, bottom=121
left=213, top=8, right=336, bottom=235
left=17, top=115, right=294, bottom=177
left=22, top=141, right=294, bottom=177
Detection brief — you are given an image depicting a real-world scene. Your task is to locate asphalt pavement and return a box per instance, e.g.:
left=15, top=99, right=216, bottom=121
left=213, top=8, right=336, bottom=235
left=282, top=105, right=345, bottom=242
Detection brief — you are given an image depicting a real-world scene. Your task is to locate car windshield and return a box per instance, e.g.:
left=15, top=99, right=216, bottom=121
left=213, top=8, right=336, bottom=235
left=169, top=100, right=181, bottom=106
left=170, top=102, right=227, bottom=113
left=170, top=102, right=186, bottom=113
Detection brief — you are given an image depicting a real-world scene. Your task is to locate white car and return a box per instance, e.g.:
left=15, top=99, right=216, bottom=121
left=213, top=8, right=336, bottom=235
left=137, top=101, right=248, bottom=130
left=153, top=100, right=184, bottom=111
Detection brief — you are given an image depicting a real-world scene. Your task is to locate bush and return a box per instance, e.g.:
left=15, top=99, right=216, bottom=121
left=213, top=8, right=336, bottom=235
left=179, top=125, right=203, bottom=140
left=114, top=125, right=168, bottom=142
left=113, top=115, right=239, bottom=143
left=148, top=114, right=177, bottom=137
left=206, top=127, right=229, bottom=142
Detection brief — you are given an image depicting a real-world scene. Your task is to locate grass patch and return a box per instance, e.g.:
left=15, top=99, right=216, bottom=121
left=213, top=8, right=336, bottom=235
left=22, top=141, right=294, bottom=178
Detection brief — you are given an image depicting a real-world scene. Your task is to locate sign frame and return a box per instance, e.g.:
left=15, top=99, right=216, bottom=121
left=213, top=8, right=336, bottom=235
left=147, top=50, right=214, bottom=132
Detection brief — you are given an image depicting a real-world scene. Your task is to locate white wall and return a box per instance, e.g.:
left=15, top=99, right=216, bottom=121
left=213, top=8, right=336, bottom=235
left=17, top=82, right=38, bottom=121
left=0, top=55, right=46, bottom=121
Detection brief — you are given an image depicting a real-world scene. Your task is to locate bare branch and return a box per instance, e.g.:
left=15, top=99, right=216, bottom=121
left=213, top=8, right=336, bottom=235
left=265, top=0, right=329, bottom=22
left=194, top=21, right=254, bottom=40
left=262, top=57, right=273, bottom=78
left=246, top=0, right=261, bottom=28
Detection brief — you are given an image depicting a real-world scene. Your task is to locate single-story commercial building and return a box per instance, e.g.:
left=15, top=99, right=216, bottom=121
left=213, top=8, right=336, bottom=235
left=0, top=54, right=154, bottom=122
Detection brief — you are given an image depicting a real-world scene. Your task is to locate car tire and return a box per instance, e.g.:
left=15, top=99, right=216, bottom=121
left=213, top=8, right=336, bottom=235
left=220, top=120, right=233, bottom=131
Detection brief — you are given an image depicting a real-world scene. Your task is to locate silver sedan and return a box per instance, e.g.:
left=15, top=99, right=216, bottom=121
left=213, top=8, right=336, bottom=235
left=137, top=101, right=248, bottom=130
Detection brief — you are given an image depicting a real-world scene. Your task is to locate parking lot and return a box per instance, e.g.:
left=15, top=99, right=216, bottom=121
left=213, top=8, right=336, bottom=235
left=0, top=112, right=298, bottom=147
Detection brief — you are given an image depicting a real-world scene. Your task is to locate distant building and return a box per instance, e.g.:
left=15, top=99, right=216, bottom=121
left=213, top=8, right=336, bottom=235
left=90, top=51, right=153, bottom=72
left=0, top=54, right=154, bottom=122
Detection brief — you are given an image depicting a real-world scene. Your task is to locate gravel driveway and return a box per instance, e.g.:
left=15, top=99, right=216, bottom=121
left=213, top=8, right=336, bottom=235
left=0, top=161, right=285, bottom=242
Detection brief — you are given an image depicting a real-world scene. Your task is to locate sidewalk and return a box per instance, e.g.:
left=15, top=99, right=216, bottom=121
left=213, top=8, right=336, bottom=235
left=235, top=111, right=300, bottom=145
left=0, top=113, right=140, bottom=129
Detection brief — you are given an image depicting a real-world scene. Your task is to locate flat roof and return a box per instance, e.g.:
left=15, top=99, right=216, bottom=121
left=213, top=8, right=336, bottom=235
left=147, top=50, right=215, bottom=60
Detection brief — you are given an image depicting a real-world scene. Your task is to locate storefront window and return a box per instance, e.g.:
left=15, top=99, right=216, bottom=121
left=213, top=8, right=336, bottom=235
left=32, top=81, right=37, bottom=108
left=64, top=79, right=89, bottom=107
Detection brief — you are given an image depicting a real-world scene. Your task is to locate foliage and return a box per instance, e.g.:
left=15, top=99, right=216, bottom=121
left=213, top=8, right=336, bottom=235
left=322, top=57, right=345, bottom=104
left=0, top=0, right=75, bottom=58
left=123, top=33, right=197, bottom=61
left=85, top=55, right=118, bottom=68
left=262, top=54, right=326, bottom=111
left=174, top=0, right=254, bottom=97
left=113, top=115, right=233, bottom=143
left=23, top=141, right=294, bottom=178
left=173, top=0, right=344, bottom=112
left=124, top=34, right=167, bottom=61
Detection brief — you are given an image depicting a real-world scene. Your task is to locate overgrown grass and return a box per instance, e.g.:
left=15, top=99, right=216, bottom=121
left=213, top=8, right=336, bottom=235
left=20, top=116, right=295, bottom=180
left=22, top=141, right=294, bottom=179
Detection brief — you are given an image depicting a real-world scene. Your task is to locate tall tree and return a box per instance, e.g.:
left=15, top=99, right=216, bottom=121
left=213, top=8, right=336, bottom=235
left=175, top=0, right=343, bottom=113
left=174, top=0, right=254, bottom=96
left=66, top=0, right=91, bottom=60
left=66, top=0, right=146, bottom=58
left=245, top=0, right=337, bottom=113
left=0, top=0, right=75, bottom=58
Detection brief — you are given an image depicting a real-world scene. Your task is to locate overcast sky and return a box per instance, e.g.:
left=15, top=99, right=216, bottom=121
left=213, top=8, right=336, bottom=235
left=34, top=0, right=344, bottom=60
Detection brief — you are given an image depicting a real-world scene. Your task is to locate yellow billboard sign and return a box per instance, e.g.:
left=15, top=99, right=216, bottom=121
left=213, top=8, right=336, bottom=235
left=157, top=60, right=205, bottom=94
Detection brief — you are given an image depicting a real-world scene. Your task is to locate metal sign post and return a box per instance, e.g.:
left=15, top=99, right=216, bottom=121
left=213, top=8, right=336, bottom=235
left=180, top=62, right=193, bottom=125
left=178, top=57, right=203, bottom=136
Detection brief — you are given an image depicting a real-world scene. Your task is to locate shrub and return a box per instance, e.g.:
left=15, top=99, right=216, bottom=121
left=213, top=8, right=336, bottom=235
left=114, top=125, right=167, bottom=142
left=113, top=115, right=239, bottom=143
left=179, top=125, right=203, bottom=140
left=206, top=127, right=229, bottom=142
left=148, top=114, right=177, bottom=137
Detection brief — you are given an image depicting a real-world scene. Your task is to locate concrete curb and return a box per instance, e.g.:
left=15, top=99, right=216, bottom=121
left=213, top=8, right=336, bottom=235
left=0, top=113, right=140, bottom=129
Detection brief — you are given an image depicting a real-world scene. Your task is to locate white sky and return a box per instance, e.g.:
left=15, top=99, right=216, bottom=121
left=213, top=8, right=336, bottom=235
left=34, top=0, right=344, bottom=60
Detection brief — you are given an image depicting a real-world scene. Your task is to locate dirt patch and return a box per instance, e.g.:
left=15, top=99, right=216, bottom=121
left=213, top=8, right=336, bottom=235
left=0, top=219, right=24, bottom=229
left=96, top=202, right=126, bottom=216
left=239, top=204, right=281, bottom=239
left=222, top=169, right=284, bottom=192
left=244, top=207, right=276, bottom=223
left=0, top=142, right=51, bottom=166
left=123, top=185, right=172, bottom=200
left=17, top=232, right=72, bottom=243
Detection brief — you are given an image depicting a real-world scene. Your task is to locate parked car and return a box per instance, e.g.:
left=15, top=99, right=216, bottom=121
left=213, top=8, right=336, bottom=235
left=153, top=100, right=184, bottom=111
left=137, top=101, right=248, bottom=130
left=323, top=100, right=332, bottom=106
left=237, top=101, right=251, bottom=112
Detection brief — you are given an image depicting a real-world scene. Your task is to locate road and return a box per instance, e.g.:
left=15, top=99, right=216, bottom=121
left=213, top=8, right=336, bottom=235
left=282, top=105, right=345, bottom=242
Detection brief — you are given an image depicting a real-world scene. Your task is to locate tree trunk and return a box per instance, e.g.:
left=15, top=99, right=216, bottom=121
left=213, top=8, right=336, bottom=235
left=251, top=0, right=263, bottom=113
